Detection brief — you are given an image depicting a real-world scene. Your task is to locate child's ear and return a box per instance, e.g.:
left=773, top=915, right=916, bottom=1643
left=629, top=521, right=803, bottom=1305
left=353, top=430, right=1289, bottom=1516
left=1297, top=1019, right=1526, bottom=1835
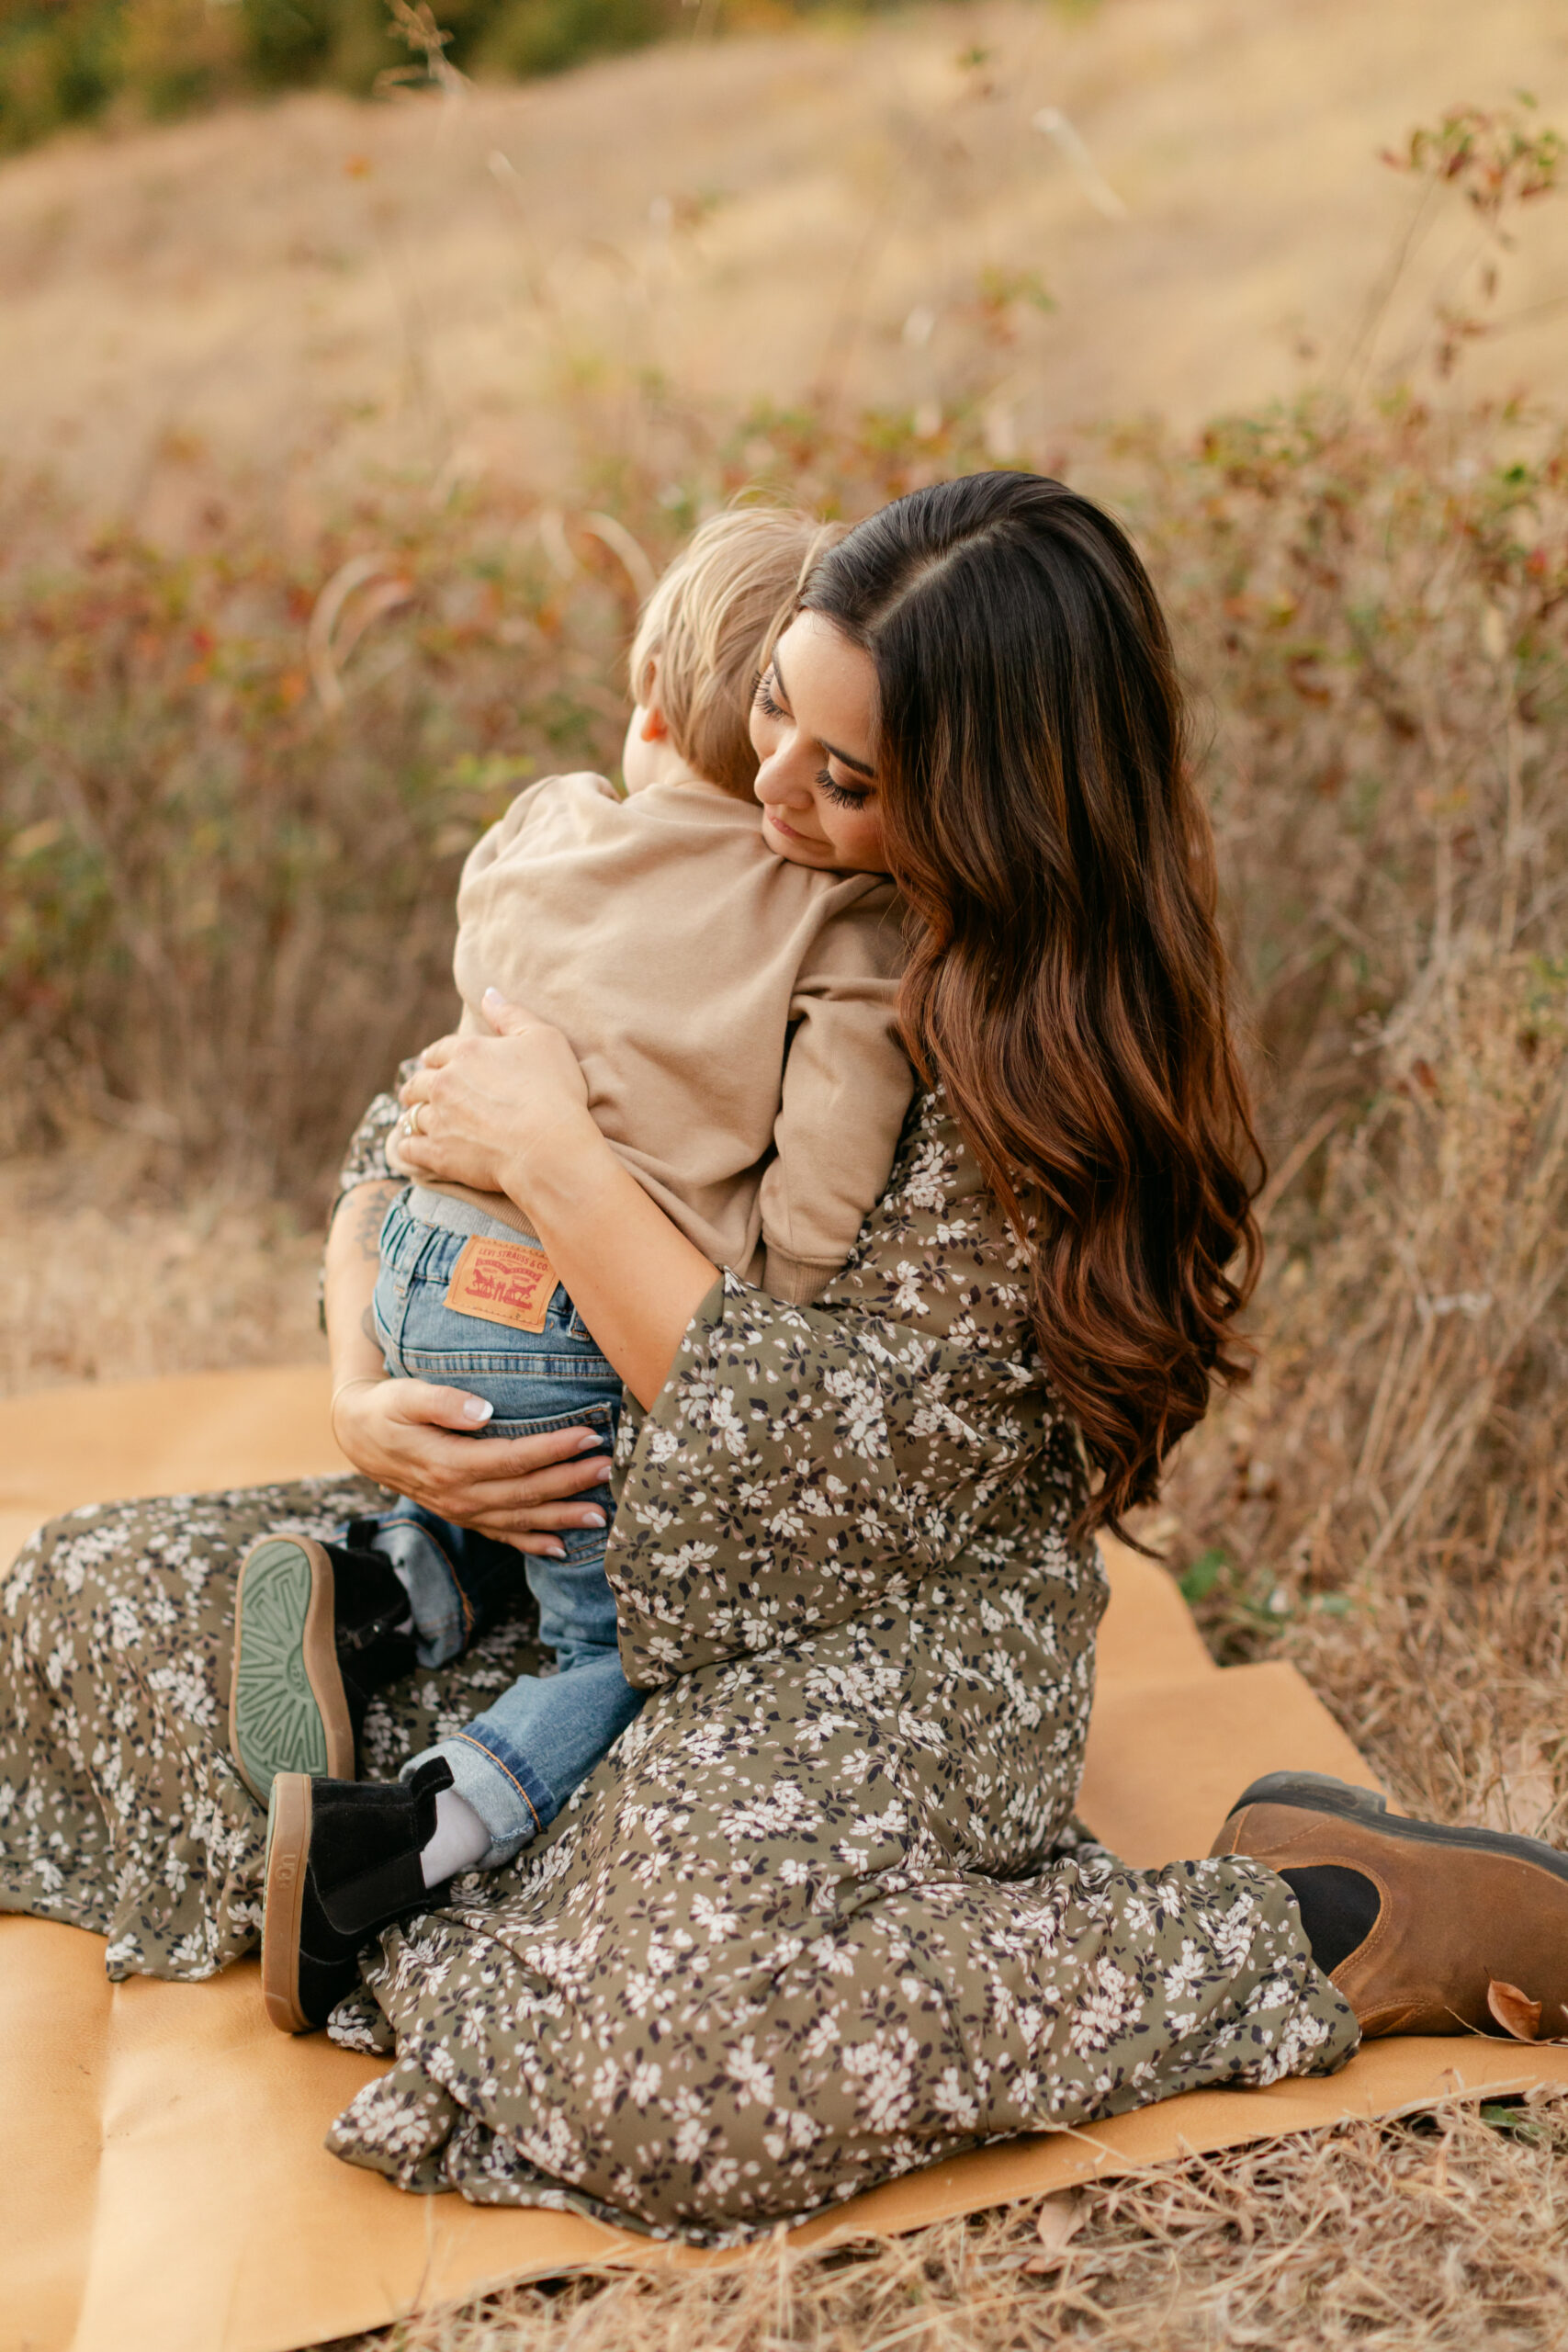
left=637, top=655, right=668, bottom=741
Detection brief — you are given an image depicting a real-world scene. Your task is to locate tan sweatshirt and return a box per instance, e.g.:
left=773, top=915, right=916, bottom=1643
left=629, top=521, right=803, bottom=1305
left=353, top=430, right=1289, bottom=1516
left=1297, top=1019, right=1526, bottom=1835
left=424, top=771, right=913, bottom=1303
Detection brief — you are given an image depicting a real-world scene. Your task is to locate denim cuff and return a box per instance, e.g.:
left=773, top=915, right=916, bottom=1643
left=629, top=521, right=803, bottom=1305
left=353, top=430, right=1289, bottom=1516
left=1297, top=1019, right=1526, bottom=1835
left=402, top=1727, right=560, bottom=1870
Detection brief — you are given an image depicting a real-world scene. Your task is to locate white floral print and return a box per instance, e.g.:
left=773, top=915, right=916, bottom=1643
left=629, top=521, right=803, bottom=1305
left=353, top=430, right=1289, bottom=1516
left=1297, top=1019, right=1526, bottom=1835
left=0, top=1087, right=1359, bottom=2245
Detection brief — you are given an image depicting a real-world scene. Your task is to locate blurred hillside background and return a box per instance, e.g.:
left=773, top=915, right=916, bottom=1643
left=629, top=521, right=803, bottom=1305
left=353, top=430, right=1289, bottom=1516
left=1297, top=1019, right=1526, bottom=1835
left=6, top=5, right=1568, bottom=2329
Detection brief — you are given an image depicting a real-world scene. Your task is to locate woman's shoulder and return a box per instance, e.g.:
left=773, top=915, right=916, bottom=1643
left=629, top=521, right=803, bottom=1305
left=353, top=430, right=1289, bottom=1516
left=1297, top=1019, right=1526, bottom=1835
left=819, top=1088, right=1032, bottom=1359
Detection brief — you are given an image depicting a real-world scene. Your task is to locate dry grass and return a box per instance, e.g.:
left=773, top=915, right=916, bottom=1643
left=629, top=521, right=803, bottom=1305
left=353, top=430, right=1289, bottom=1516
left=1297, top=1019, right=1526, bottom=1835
left=1131, top=400, right=1568, bottom=1840
left=0, top=1138, right=323, bottom=1396
left=318, top=2097, right=1568, bottom=2351
left=1165, top=947, right=1568, bottom=1843
left=3, top=0, right=1566, bottom=522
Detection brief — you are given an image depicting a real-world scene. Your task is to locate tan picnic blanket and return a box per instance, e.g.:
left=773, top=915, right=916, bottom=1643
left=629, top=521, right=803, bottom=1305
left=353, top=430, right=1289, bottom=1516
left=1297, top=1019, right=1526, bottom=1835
left=6, top=1364, right=1568, bottom=2352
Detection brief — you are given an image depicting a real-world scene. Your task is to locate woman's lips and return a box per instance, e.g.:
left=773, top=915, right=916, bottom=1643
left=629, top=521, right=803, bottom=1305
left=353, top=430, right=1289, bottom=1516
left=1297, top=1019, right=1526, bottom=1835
left=762, top=808, right=824, bottom=850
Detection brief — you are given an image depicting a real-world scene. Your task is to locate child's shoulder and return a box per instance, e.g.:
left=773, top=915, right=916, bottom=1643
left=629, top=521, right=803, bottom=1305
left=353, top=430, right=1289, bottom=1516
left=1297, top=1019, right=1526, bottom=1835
left=513, top=769, right=618, bottom=815
left=459, top=772, right=618, bottom=889
left=800, top=872, right=906, bottom=977
left=491, top=768, right=619, bottom=837
left=813, top=870, right=901, bottom=920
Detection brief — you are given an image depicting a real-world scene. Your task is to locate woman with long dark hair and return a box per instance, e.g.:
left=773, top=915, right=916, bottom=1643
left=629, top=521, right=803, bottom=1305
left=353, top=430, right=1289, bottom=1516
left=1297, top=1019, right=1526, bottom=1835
left=7, top=473, right=1567, bottom=2238
left=795, top=469, right=1260, bottom=1532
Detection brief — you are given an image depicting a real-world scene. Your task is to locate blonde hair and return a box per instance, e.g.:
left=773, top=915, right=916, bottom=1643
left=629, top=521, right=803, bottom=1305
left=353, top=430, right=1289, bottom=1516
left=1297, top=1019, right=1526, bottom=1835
left=628, top=506, right=845, bottom=800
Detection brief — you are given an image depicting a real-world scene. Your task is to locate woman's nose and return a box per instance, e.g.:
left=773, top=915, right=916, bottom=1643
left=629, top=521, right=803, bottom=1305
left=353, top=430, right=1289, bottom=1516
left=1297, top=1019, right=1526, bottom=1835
left=755, top=748, right=813, bottom=809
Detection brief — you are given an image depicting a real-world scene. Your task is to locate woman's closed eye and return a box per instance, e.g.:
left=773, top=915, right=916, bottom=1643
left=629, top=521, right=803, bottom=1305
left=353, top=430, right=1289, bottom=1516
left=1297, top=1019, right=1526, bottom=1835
left=757, top=668, right=869, bottom=806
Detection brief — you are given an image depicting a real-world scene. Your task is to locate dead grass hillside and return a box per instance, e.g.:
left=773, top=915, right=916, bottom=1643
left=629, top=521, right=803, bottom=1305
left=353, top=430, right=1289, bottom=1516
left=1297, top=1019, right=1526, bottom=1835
left=4, top=0, right=1567, bottom=534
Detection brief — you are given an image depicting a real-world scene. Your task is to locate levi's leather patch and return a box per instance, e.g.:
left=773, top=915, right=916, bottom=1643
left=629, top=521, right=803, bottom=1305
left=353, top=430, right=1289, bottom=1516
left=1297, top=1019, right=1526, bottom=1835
left=443, top=1236, right=558, bottom=1334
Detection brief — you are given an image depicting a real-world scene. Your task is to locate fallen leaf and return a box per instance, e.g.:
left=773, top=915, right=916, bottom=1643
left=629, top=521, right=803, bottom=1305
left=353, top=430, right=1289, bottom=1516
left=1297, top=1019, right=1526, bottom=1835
left=1487, top=1979, right=1542, bottom=2041
left=1023, top=2189, right=1086, bottom=2272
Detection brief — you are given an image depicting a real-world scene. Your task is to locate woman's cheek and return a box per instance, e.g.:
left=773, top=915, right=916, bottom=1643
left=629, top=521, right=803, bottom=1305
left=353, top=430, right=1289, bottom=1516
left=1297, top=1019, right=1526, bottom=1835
left=852, top=811, right=889, bottom=874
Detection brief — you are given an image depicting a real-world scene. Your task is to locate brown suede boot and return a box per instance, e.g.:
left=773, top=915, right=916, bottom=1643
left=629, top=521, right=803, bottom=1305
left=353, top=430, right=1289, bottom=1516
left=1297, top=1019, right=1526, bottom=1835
left=1213, top=1770, right=1568, bottom=2039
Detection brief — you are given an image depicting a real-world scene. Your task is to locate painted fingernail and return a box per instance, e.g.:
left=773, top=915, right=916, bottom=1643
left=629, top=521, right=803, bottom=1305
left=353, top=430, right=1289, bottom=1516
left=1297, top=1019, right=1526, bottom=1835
left=543, top=1542, right=566, bottom=1558
left=463, top=1396, right=493, bottom=1423
left=580, top=1509, right=606, bottom=1528
left=482, top=986, right=504, bottom=1007
left=576, top=1431, right=604, bottom=1453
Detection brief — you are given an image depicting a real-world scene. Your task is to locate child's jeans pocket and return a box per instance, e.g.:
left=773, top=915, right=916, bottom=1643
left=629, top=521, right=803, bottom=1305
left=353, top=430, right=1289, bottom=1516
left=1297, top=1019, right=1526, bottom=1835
left=487, top=1403, right=618, bottom=1564
left=370, top=1196, right=622, bottom=1562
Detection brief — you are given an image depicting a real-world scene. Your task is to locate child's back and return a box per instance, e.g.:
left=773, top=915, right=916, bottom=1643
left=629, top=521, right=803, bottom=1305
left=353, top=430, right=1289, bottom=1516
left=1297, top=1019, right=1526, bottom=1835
left=438, top=763, right=907, bottom=1301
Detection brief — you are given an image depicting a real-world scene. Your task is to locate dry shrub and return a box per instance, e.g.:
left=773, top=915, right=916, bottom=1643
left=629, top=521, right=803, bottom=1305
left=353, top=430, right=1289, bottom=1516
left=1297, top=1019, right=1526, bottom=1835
left=0, top=485, right=637, bottom=1197
left=1128, top=398, right=1568, bottom=1830
left=0, top=1140, right=324, bottom=1392
left=1168, top=949, right=1568, bottom=1829
left=0, top=401, right=994, bottom=1205
left=324, top=2094, right=1568, bottom=2352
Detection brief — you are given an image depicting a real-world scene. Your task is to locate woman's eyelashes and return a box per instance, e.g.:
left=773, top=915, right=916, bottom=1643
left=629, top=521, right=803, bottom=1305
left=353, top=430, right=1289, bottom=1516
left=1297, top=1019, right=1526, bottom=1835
left=817, top=768, right=869, bottom=809
left=753, top=675, right=784, bottom=720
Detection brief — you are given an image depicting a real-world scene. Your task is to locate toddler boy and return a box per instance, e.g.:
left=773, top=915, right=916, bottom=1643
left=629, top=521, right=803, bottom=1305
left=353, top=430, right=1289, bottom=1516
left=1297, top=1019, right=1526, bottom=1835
left=231, top=508, right=913, bottom=1974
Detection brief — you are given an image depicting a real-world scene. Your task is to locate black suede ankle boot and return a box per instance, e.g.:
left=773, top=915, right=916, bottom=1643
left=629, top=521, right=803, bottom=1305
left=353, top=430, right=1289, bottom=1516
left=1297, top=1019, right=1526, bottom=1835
left=230, top=1529, right=418, bottom=1803
left=261, top=1756, right=454, bottom=2031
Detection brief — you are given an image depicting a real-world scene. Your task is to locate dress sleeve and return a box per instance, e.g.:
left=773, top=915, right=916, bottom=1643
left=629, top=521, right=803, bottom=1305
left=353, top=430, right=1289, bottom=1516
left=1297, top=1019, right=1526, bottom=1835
left=605, top=1091, right=1087, bottom=1686
left=316, top=1073, right=419, bottom=1329
left=332, top=1065, right=422, bottom=1199
left=758, top=890, right=915, bottom=1305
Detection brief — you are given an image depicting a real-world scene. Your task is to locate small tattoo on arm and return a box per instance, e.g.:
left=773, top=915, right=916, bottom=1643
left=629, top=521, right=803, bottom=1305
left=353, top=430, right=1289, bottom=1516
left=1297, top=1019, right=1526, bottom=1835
left=352, top=1181, right=399, bottom=1261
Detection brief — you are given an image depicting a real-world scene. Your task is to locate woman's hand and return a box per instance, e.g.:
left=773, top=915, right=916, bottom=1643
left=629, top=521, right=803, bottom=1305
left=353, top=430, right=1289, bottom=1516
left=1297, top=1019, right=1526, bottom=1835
left=321, top=1171, right=610, bottom=1556
left=331, top=1374, right=613, bottom=1558
left=392, top=990, right=594, bottom=1215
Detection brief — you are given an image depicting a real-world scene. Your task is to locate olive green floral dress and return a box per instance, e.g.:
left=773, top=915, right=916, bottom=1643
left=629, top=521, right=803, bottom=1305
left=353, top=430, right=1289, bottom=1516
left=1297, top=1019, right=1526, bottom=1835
left=0, top=1090, right=1358, bottom=2242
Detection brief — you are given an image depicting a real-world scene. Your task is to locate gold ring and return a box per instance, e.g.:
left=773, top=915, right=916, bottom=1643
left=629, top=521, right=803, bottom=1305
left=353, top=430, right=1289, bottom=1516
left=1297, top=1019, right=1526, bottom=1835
left=411, top=1102, right=426, bottom=1136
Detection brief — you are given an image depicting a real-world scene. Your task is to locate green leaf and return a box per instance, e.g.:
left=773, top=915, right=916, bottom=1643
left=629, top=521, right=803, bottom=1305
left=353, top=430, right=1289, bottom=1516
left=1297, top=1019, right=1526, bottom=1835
left=1480, top=2101, right=1544, bottom=2143
left=1179, top=1549, right=1227, bottom=1605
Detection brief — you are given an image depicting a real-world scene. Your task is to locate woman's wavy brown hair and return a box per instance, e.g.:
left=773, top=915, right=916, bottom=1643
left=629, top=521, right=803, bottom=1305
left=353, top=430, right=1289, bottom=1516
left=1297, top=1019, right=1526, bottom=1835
left=801, top=471, right=1261, bottom=1538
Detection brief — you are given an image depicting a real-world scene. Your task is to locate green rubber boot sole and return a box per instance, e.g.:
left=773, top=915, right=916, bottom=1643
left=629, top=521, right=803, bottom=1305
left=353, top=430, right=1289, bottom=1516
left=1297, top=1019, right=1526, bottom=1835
left=229, top=1537, right=352, bottom=1804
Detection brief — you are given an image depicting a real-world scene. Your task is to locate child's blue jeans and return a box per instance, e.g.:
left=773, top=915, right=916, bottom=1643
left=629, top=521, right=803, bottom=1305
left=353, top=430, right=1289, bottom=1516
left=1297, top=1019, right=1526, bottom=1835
left=366, top=1186, right=643, bottom=1867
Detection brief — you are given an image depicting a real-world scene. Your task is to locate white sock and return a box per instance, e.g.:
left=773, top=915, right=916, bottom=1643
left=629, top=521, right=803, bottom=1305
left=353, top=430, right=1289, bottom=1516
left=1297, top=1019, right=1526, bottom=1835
left=419, top=1784, right=491, bottom=1886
